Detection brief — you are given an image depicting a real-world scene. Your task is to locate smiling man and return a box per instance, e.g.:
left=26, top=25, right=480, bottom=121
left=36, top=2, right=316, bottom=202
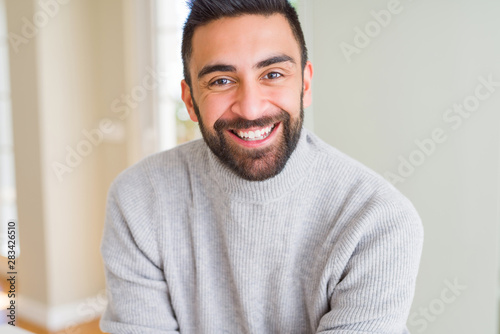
left=181, top=12, right=310, bottom=182
left=100, top=1, right=424, bottom=333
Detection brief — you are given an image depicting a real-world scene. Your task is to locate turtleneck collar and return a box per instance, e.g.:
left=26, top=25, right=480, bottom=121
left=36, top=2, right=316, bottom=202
left=205, top=128, right=318, bottom=203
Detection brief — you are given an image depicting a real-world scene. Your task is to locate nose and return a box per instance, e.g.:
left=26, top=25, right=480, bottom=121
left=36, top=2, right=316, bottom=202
left=230, top=80, right=268, bottom=120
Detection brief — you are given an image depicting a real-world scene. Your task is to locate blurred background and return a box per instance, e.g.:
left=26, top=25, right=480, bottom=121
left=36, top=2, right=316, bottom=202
left=0, top=0, right=499, bottom=333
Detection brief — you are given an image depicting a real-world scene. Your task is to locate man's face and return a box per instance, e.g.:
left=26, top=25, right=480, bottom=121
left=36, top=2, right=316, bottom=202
left=181, top=14, right=313, bottom=181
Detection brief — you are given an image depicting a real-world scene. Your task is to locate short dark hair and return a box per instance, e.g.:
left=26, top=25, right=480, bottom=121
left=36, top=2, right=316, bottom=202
left=181, top=0, right=308, bottom=87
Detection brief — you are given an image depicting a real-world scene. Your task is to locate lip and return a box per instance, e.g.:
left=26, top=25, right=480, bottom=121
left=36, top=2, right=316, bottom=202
left=227, top=122, right=281, bottom=148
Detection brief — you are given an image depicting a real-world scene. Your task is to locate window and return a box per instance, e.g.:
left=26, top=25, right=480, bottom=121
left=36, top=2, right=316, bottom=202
left=154, top=0, right=200, bottom=151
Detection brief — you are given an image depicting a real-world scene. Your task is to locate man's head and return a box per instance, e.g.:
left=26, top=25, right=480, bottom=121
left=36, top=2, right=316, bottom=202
left=180, top=0, right=313, bottom=181
left=182, top=0, right=308, bottom=88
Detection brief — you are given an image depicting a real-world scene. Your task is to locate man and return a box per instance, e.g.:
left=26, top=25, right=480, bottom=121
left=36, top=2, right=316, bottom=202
left=100, top=0, right=424, bottom=333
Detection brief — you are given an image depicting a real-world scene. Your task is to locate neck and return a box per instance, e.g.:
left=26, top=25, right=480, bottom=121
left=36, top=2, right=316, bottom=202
left=205, top=128, right=318, bottom=203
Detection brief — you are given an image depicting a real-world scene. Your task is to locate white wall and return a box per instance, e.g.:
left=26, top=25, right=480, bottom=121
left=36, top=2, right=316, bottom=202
left=307, top=1, right=500, bottom=333
left=6, top=0, right=131, bottom=330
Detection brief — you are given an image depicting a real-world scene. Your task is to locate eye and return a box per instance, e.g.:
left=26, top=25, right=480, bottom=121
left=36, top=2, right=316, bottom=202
left=210, top=78, right=233, bottom=87
left=263, top=72, right=283, bottom=80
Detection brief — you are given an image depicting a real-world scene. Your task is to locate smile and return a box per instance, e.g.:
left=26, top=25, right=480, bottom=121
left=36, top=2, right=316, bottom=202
left=227, top=122, right=281, bottom=148
left=230, top=124, right=277, bottom=141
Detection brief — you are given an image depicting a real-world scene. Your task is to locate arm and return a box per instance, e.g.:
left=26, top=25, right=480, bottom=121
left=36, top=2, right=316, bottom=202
left=316, top=198, right=424, bottom=334
left=100, top=180, right=180, bottom=334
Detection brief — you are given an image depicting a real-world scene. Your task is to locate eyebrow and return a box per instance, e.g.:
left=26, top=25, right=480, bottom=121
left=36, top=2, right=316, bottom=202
left=197, top=54, right=296, bottom=80
left=197, top=64, right=236, bottom=80
left=254, top=55, right=295, bottom=69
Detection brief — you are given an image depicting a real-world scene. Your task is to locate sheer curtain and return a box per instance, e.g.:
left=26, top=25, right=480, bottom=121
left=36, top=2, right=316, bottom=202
left=153, top=0, right=200, bottom=151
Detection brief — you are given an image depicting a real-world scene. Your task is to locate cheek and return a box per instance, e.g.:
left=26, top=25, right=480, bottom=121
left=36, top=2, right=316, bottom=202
left=199, top=95, right=233, bottom=126
left=267, top=86, right=302, bottom=116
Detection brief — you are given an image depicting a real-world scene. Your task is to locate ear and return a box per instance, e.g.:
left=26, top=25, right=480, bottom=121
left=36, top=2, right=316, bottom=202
left=181, top=79, right=199, bottom=122
left=302, top=61, right=313, bottom=109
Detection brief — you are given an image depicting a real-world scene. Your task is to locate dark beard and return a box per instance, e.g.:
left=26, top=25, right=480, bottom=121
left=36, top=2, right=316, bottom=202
left=192, top=97, right=304, bottom=181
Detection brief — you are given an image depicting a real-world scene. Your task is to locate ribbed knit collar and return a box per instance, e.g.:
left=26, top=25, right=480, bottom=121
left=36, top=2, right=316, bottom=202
left=205, top=128, right=318, bottom=203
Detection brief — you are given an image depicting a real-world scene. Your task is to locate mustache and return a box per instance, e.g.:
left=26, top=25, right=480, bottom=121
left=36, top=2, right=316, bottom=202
left=213, top=110, right=289, bottom=132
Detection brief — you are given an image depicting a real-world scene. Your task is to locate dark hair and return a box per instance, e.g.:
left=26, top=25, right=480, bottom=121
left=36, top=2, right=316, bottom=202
left=181, top=0, right=308, bottom=87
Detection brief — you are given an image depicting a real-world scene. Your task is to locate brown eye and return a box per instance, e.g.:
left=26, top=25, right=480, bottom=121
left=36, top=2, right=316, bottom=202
left=264, top=72, right=282, bottom=80
left=211, top=78, right=232, bottom=86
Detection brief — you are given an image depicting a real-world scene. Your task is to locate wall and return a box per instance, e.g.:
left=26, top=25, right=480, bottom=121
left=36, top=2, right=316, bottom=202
left=308, top=0, right=500, bottom=333
left=6, top=0, right=130, bottom=330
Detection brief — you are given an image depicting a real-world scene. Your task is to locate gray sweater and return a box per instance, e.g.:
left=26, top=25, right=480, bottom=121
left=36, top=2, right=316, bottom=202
left=100, top=129, right=423, bottom=334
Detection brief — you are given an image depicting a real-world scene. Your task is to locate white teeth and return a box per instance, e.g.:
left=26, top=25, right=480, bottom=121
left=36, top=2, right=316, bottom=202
left=234, top=125, right=275, bottom=141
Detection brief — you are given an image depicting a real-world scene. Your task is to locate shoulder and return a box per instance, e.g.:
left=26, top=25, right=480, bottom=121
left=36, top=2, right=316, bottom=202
left=108, top=139, right=206, bottom=208
left=305, top=130, right=387, bottom=187
left=306, top=130, right=401, bottom=196
left=305, top=130, right=422, bottom=231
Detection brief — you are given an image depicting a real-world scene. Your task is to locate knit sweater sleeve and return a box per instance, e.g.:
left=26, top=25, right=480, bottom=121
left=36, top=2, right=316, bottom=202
left=316, top=191, right=424, bottom=334
left=100, top=164, right=180, bottom=334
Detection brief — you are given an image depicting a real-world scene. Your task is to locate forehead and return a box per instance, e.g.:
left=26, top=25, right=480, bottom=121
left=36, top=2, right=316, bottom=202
left=190, top=14, right=300, bottom=70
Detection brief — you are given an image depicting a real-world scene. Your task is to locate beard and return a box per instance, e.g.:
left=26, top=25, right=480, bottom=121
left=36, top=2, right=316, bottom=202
left=192, top=95, right=304, bottom=181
